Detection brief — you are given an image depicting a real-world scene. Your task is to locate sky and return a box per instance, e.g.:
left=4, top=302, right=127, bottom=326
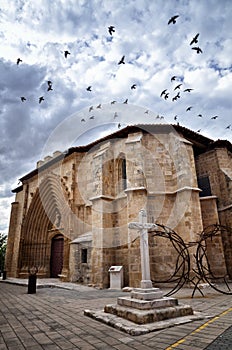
left=0, top=0, right=232, bottom=233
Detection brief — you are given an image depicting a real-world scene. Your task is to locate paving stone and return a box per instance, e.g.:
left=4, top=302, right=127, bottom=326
left=0, top=279, right=232, bottom=350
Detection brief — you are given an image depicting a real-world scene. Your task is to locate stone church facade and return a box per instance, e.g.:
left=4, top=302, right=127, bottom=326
left=5, top=124, right=232, bottom=288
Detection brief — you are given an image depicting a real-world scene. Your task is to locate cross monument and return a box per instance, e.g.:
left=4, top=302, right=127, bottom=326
left=128, top=209, right=157, bottom=289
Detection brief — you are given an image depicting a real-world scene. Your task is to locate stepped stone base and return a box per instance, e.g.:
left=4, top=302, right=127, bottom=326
left=84, top=309, right=204, bottom=336
left=104, top=302, right=193, bottom=324
left=84, top=287, right=203, bottom=334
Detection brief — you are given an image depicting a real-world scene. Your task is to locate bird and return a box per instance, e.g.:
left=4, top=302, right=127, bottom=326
left=96, top=104, right=101, bottom=109
left=211, top=116, right=219, bottom=119
left=20, top=97, right=26, bottom=102
left=171, top=76, right=177, bottom=81
left=226, top=125, right=231, bottom=129
left=17, top=58, right=22, bottom=65
left=108, top=26, right=115, bottom=35
left=192, top=47, right=203, bottom=54
left=184, top=88, right=193, bottom=92
left=89, top=116, right=95, bottom=120
left=123, top=98, right=128, bottom=104
left=131, top=84, right=136, bottom=89
left=174, top=115, right=178, bottom=120
left=160, top=89, right=167, bottom=97
left=111, top=100, right=116, bottom=104
left=114, top=112, right=118, bottom=118
left=47, top=85, right=53, bottom=91
left=198, top=114, right=203, bottom=117
left=118, top=123, right=121, bottom=128
left=186, top=106, right=192, bottom=111
left=144, top=110, right=149, bottom=114
left=47, top=80, right=52, bottom=87
left=168, top=15, right=179, bottom=25
left=39, top=96, right=44, bottom=104
left=174, top=84, right=182, bottom=90
left=164, top=93, right=169, bottom=100
left=89, top=106, right=94, bottom=112
left=190, top=33, right=200, bottom=46
left=81, top=118, right=85, bottom=122
left=118, top=55, right=125, bottom=64
left=86, top=86, right=92, bottom=91
left=197, top=129, right=201, bottom=132
left=172, top=92, right=180, bottom=101
left=64, top=50, right=70, bottom=58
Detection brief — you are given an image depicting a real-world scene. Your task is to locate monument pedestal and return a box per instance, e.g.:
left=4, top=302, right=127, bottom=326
left=104, top=287, right=193, bottom=325
left=84, top=286, right=203, bottom=336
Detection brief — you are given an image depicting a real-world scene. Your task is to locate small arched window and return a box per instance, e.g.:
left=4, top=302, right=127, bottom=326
left=118, top=156, right=127, bottom=191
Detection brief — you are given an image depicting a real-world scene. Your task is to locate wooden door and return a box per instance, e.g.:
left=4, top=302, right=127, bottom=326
left=50, top=235, right=64, bottom=277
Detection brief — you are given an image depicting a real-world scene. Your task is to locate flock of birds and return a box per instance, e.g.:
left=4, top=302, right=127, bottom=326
left=16, top=14, right=231, bottom=133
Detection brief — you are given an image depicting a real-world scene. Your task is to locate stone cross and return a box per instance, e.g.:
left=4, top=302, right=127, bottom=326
left=128, top=209, right=157, bottom=289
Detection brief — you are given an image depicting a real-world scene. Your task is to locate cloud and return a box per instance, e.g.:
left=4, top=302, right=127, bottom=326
left=0, top=0, right=231, bottom=232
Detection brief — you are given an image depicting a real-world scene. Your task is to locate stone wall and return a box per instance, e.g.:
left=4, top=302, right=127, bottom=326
left=6, top=127, right=232, bottom=287
left=196, top=148, right=232, bottom=278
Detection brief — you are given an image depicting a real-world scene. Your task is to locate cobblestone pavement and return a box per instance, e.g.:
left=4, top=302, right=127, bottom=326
left=0, top=278, right=232, bottom=349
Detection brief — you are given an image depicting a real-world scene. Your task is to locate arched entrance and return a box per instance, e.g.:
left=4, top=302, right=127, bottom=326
left=50, top=234, right=64, bottom=277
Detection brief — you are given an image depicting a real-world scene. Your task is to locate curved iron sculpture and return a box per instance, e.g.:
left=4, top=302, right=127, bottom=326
left=149, top=224, right=191, bottom=296
left=149, top=223, right=232, bottom=297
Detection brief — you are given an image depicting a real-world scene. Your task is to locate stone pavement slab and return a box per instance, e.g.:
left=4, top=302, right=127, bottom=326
left=0, top=278, right=232, bottom=349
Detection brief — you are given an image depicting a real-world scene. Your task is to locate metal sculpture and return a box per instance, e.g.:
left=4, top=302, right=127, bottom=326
left=149, top=223, right=232, bottom=297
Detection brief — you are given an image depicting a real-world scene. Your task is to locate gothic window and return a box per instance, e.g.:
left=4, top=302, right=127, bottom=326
left=81, top=248, right=88, bottom=263
left=197, top=176, right=212, bottom=197
left=118, top=156, right=127, bottom=191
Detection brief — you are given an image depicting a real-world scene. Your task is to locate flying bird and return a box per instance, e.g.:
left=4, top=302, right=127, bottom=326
left=86, top=86, right=92, bottom=91
left=118, top=123, right=121, bottom=129
left=81, top=118, right=85, bottom=122
left=186, top=106, right=192, bottom=111
left=96, top=104, right=101, bottom=109
left=89, top=116, right=95, bottom=120
left=144, top=110, right=149, bottom=114
left=47, top=80, right=52, bottom=86
left=164, top=93, right=169, bottom=100
left=190, top=33, right=200, bottom=46
left=171, top=76, right=177, bottom=81
left=160, top=89, right=167, bottom=97
left=89, top=106, right=94, bottom=112
left=39, top=96, right=44, bottom=104
left=168, top=15, right=179, bottom=25
left=197, top=129, right=201, bottom=133
left=131, top=84, right=136, bottom=89
left=226, top=125, right=231, bottom=129
left=192, top=47, right=203, bottom=54
left=174, top=84, right=182, bottom=90
left=108, top=26, right=115, bottom=35
left=47, top=85, right=53, bottom=91
left=17, top=58, right=22, bottom=65
left=172, top=92, right=180, bottom=101
left=114, top=112, right=118, bottom=118
left=184, top=88, right=194, bottom=92
left=118, top=55, right=125, bottom=64
left=211, top=116, right=219, bottom=119
left=64, top=50, right=70, bottom=58
left=174, top=115, right=178, bottom=120
left=123, top=98, right=128, bottom=104
left=20, top=97, right=26, bottom=102
left=198, top=114, right=203, bottom=117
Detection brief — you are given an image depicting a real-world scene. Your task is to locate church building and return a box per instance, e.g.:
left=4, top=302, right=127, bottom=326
left=5, top=123, right=232, bottom=288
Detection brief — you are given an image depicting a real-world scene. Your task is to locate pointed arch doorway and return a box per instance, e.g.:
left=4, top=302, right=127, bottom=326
left=50, top=234, right=64, bottom=277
